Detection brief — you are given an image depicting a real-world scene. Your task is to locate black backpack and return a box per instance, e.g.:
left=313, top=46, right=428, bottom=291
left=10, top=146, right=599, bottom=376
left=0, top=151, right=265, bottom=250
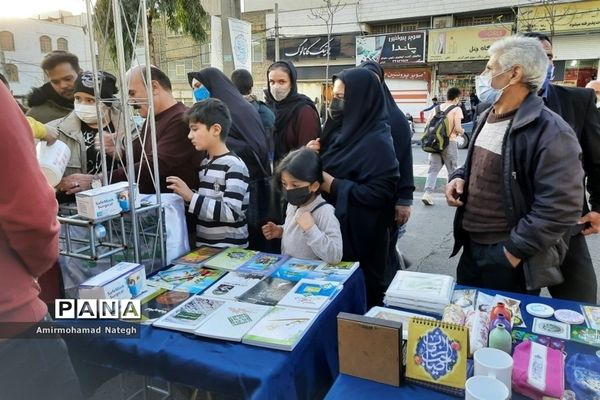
left=420, top=105, right=458, bottom=153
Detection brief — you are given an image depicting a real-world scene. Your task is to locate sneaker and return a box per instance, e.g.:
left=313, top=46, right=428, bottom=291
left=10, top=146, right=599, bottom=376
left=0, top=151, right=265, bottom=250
left=421, top=192, right=434, bottom=206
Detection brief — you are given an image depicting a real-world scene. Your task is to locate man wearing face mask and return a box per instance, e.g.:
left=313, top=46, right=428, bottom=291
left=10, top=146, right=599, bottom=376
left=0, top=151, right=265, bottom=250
left=522, top=32, right=600, bottom=303
left=445, top=36, right=585, bottom=295
left=51, top=71, right=120, bottom=199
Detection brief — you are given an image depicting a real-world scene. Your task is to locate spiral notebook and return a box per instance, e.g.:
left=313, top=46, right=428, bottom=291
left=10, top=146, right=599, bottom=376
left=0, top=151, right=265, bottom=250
left=405, top=317, right=468, bottom=397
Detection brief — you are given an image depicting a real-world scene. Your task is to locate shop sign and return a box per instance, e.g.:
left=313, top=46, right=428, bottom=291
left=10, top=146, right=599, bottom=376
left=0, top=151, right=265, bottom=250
left=427, top=25, right=512, bottom=62
left=384, top=68, right=431, bottom=81
left=518, top=0, right=600, bottom=33
left=356, top=31, right=426, bottom=65
left=266, top=34, right=356, bottom=61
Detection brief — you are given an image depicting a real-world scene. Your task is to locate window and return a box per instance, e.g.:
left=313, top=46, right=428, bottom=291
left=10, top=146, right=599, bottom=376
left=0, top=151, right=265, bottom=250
left=401, top=23, right=418, bottom=32
left=40, top=35, right=52, bottom=53
left=0, top=31, right=15, bottom=51
left=251, top=33, right=263, bottom=63
left=57, top=37, right=68, bottom=51
left=201, top=43, right=211, bottom=64
left=167, top=58, right=193, bottom=79
left=5, top=64, right=19, bottom=82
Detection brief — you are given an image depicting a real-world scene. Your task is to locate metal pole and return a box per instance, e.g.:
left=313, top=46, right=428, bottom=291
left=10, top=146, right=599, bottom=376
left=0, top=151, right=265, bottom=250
left=141, top=0, right=166, bottom=267
left=275, top=3, right=280, bottom=62
left=111, top=0, right=141, bottom=262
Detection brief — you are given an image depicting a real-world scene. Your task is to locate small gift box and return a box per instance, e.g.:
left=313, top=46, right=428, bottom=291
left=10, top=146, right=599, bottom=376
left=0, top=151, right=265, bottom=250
left=512, top=340, right=564, bottom=400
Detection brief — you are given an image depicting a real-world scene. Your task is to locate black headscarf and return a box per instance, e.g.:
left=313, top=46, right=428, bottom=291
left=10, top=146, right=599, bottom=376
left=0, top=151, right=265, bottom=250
left=187, top=68, right=269, bottom=177
left=359, top=61, right=414, bottom=203
left=265, top=60, right=318, bottom=158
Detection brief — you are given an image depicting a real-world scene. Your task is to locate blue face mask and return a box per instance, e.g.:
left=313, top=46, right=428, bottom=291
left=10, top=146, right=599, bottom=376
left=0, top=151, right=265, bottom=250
left=541, top=64, right=555, bottom=93
left=475, top=69, right=511, bottom=105
left=193, top=86, right=211, bottom=102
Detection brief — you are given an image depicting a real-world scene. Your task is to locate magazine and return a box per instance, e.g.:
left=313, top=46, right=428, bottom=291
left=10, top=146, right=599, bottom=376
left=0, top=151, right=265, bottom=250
left=194, top=301, right=272, bottom=342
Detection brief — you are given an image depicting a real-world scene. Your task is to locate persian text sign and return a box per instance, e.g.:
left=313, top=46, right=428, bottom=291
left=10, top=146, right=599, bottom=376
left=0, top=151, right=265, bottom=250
left=427, top=25, right=512, bottom=62
left=356, top=31, right=426, bottom=65
left=518, top=0, right=600, bottom=33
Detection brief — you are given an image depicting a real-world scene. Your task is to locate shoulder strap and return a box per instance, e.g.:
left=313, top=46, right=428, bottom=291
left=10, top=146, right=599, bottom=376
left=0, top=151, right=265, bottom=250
left=443, top=104, right=458, bottom=116
left=310, top=201, right=328, bottom=213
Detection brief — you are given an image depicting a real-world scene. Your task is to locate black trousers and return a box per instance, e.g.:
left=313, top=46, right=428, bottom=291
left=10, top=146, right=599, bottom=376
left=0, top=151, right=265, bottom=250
left=548, top=233, right=597, bottom=303
left=457, top=239, right=537, bottom=295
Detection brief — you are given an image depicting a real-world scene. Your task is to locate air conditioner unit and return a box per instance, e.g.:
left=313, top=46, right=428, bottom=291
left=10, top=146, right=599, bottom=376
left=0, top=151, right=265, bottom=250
left=433, top=16, right=453, bottom=29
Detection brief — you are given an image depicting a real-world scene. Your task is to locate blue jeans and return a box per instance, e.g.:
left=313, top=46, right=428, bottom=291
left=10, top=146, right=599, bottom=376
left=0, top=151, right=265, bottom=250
left=0, top=315, right=82, bottom=400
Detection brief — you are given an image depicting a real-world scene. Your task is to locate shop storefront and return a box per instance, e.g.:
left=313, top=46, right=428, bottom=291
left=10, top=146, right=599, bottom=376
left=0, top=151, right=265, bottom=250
left=552, top=34, right=600, bottom=87
left=355, top=31, right=431, bottom=117
left=266, top=33, right=357, bottom=108
left=427, top=24, right=512, bottom=102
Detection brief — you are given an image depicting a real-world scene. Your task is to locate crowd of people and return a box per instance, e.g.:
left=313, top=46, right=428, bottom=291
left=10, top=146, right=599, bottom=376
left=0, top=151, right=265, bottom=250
left=1, top=32, right=599, bottom=399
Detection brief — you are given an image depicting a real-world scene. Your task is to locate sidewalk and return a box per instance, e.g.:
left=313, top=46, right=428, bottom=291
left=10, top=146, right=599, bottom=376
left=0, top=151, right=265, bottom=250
left=413, top=163, right=447, bottom=193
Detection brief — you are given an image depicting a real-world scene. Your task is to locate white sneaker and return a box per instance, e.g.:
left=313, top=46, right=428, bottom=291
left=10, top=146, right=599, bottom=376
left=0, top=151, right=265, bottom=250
left=422, top=192, right=434, bottom=206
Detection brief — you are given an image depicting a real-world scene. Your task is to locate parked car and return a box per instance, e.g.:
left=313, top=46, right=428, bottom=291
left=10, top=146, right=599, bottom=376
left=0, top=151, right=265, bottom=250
left=457, top=121, right=474, bottom=149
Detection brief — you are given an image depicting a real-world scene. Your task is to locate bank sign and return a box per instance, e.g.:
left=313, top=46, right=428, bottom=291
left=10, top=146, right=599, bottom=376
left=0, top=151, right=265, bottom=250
left=356, top=31, right=426, bottom=65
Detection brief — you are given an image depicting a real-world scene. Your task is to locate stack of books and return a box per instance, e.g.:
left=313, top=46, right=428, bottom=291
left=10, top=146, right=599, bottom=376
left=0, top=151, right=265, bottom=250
left=383, top=271, right=455, bottom=316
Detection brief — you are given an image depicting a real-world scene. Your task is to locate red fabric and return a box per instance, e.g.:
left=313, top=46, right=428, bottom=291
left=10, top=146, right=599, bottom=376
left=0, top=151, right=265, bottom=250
left=0, top=83, right=60, bottom=325
left=284, top=104, right=320, bottom=151
left=38, top=261, right=62, bottom=305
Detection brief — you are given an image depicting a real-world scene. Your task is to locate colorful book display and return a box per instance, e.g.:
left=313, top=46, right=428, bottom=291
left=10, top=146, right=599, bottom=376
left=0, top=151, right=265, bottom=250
left=202, top=272, right=264, bottom=301
left=405, top=317, right=468, bottom=395
left=139, top=288, right=191, bottom=324
left=278, top=279, right=342, bottom=310
left=172, top=267, right=226, bottom=294
left=153, top=296, right=226, bottom=333
left=194, top=301, right=272, bottom=342
left=236, top=252, right=289, bottom=276
left=173, top=246, right=223, bottom=266
left=242, top=306, right=319, bottom=351
left=236, top=277, right=296, bottom=306
left=271, top=258, right=323, bottom=282
left=203, top=247, right=257, bottom=271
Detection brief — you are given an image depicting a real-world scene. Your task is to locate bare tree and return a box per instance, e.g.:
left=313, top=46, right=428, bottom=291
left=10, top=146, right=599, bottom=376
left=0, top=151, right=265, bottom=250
left=515, top=0, right=573, bottom=39
left=310, top=0, right=345, bottom=117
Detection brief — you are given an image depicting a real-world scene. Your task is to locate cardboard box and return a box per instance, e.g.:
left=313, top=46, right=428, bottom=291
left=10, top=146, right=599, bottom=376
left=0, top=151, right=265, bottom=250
left=79, top=262, right=146, bottom=300
left=338, top=312, right=404, bottom=387
left=75, top=181, right=140, bottom=220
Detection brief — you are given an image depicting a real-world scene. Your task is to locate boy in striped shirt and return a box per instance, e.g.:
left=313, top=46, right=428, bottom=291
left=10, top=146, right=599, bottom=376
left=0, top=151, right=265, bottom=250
left=167, top=98, right=250, bottom=248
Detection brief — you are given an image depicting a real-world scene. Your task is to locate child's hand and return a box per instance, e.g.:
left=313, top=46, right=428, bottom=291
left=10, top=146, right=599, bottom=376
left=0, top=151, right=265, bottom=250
left=306, top=138, right=321, bottom=153
left=166, top=176, right=193, bottom=202
left=296, top=211, right=315, bottom=232
left=262, top=222, right=283, bottom=240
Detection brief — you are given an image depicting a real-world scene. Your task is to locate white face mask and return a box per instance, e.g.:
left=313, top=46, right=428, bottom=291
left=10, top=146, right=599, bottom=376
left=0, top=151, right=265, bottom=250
left=75, top=103, right=102, bottom=125
left=271, top=87, right=290, bottom=102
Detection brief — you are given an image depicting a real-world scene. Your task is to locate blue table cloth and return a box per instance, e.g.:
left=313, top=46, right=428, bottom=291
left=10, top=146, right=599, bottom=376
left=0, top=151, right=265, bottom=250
left=66, top=269, right=367, bottom=400
left=325, top=287, right=597, bottom=400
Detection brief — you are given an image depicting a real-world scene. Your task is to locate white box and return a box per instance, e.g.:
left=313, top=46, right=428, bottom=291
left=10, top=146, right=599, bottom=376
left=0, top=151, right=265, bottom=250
left=79, top=262, right=146, bottom=300
left=75, top=181, right=140, bottom=220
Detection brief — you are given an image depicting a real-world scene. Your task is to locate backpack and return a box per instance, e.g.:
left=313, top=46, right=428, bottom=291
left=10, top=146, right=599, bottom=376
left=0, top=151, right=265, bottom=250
left=420, top=104, right=458, bottom=153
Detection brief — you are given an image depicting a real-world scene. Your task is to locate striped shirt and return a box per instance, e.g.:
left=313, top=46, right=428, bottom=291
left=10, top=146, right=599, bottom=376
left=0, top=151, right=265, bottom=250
left=188, top=152, right=250, bottom=248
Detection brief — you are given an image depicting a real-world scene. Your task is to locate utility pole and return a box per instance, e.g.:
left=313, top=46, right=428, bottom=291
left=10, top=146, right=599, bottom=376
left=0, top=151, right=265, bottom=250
left=274, top=3, right=280, bottom=62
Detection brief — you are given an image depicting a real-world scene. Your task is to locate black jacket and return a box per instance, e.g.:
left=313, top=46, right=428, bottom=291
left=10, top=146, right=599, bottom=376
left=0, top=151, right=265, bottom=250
left=450, top=93, right=584, bottom=261
left=545, top=84, right=600, bottom=213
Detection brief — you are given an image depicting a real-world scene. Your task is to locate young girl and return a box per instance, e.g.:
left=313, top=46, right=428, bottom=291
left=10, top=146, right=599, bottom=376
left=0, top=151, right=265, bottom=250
left=261, top=147, right=343, bottom=264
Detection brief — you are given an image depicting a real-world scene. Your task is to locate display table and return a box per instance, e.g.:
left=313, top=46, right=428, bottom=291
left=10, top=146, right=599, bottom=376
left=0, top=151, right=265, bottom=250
left=325, top=287, right=597, bottom=400
left=65, top=268, right=367, bottom=400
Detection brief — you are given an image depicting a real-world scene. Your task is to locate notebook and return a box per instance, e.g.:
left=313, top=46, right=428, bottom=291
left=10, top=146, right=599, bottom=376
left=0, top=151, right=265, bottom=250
left=405, top=317, right=468, bottom=395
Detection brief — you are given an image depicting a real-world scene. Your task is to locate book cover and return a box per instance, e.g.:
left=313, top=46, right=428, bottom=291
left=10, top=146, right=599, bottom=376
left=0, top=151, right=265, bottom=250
left=173, top=246, right=223, bottom=266
left=242, top=306, right=319, bottom=351
left=582, top=305, right=600, bottom=330
left=236, top=252, right=289, bottom=275
left=194, top=301, right=272, bottom=342
left=278, top=279, right=342, bottom=310
left=365, top=306, right=435, bottom=338
left=172, top=267, right=226, bottom=294
left=314, top=261, right=359, bottom=275
left=570, top=326, right=600, bottom=348
left=405, top=317, right=468, bottom=391
left=139, top=289, right=191, bottom=324
left=147, top=264, right=201, bottom=289
left=203, top=247, right=257, bottom=271
left=236, top=277, right=296, bottom=306
left=153, top=296, right=226, bottom=333
left=305, top=270, right=349, bottom=283
left=202, top=272, right=264, bottom=301
left=270, top=258, right=324, bottom=282
left=386, top=271, right=454, bottom=303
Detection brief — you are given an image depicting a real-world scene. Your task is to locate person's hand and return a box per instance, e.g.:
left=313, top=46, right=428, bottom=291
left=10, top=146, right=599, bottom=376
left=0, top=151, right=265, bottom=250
left=445, top=178, right=465, bottom=207
left=306, top=138, right=321, bottom=153
left=43, top=125, right=58, bottom=145
left=57, top=173, right=94, bottom=194
left=166, top=176, right=193, bottom=202
left=395, top=205, right=411, bottom=225
left=296, top=211, right=315, bottom=232
left=579, top=211, right=600, bottom=235
left=503, top=247, right=521, bottom=268
left=95, top=132, right=119, bottom=157
left=320, top=171, right=334, bottom=193
left=262, top=222, right=283, bottom=240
